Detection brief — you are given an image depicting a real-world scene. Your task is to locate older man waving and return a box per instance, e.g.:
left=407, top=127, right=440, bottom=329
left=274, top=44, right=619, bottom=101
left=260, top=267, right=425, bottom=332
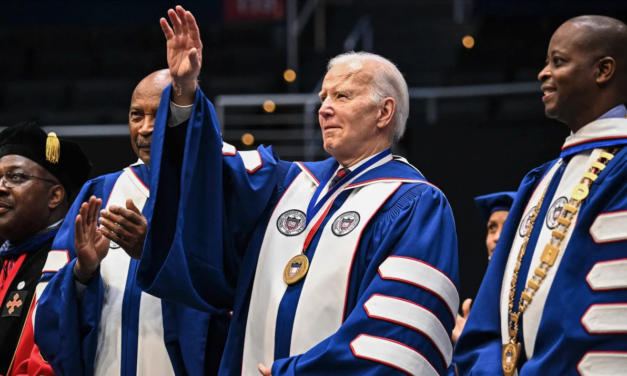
left=137, top=6, right=459, bottom=376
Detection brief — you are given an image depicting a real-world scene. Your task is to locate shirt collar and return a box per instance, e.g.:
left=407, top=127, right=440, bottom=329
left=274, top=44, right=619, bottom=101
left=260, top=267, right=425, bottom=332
left=339, top=153, right=378, bottom=171
left=560, top=107, right=627, bottom=158
left=597, top=104, right=627, bottom=120
left=47, top=218, right=63, bottom=229
left=323, top=150, right=388, bottom=190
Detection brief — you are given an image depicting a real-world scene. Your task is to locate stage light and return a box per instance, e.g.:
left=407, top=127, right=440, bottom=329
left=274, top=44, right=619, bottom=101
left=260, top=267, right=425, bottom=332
left=242, top=133, right=255, bottom=146
left=463, top=36, right=475, bottom=49
left=284, top=69, right=297, bottom=82
left=263, top=100, right=276, bottom=113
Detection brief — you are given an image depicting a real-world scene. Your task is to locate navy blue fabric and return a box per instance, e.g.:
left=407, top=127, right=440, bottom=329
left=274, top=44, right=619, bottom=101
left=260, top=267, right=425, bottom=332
left=121, top=259, right=142, bottom=376
left=560, top=138, right=627, bottom=158
left=0, top=228, right=59, bottom=258
left=474, top=192, right=517, bottom=222
left=597, top=104, right=627, bottom=120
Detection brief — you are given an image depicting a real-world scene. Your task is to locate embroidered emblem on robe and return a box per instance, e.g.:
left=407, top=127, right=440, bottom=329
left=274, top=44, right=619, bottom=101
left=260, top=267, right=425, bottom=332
left=332, top=211, right=361, bottom=236
left=546, top=197, right=567, bottom=229
left=2, top=291, right=27, bottom=317
left=519, top=206, right=536, bottom=237
left=277, top=210, right=307, bottom=236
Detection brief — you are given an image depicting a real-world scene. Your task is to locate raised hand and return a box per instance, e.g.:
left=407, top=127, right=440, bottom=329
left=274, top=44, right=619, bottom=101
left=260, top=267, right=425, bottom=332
left=98, top=199, right=148, bottom=260
left=75, top=196, right=110, bottom=277
left=160, top=5, right=202, bottom=105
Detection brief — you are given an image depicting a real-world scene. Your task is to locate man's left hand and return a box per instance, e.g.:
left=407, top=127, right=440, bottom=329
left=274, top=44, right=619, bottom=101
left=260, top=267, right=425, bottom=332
left=452, top=298, right=472, bottom=344
left=258, top=364, right=272, bottom=376
left=98, top=198, right=147, bottom=259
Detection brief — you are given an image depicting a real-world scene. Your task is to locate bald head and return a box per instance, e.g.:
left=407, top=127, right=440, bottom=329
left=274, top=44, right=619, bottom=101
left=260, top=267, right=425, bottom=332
left=132, top=69, right=171, bottom=102
left=129, top=70, right=171, bottom=165
left=566, top=16, right=627, bottom=83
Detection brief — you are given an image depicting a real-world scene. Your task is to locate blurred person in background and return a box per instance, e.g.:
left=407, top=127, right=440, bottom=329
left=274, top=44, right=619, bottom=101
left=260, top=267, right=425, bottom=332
left=475, top=192, right=517, bottom=261
left=33, top=70, right=229, bottom=376
left=455, top=15, right=627, bottom=375
left=136, top=6, right=458, bottom=376
left=451, top=192, right=516, bottom=345
left=0, top=122, right=90, bottom=376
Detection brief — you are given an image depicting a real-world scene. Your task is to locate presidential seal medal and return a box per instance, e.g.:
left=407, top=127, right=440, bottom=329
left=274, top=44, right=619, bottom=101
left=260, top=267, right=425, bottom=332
left=283, top=254, right=309, bottom=285
left=502, top=342, right=520, bottom=376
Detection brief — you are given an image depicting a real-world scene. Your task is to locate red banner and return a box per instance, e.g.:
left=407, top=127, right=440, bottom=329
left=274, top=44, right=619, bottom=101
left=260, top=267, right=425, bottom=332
left=224, top=0, right=285, bottom=21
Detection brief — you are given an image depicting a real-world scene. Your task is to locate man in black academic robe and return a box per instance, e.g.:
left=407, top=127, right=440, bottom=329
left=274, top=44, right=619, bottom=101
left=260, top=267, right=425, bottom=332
left=0, top=122, right=90, bottom=375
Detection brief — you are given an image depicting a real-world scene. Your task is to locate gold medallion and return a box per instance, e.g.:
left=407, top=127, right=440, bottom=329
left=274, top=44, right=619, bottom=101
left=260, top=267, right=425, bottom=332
left=283, top=254, right=309, bottom=285
left=502, top=342, right=521, bottom=376
left=572, top=183, right=589, bottom=201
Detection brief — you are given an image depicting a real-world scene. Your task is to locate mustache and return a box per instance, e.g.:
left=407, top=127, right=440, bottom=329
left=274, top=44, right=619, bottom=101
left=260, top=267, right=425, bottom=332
left=135, top=137, right=152, bottom=148
left=0, top=198, right=14, bottom=207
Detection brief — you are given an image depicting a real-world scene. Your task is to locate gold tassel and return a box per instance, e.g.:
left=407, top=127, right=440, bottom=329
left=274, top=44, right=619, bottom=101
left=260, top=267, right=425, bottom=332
left=46, top=132, right=60, bottom=164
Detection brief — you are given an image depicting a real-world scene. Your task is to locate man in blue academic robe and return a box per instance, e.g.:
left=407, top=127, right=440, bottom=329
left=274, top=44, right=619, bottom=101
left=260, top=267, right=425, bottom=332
left=35, top=70, right=229, bottom=376
left=454, top=16, right=627, bottom=376
left=133, top=6, right=459, bottom=376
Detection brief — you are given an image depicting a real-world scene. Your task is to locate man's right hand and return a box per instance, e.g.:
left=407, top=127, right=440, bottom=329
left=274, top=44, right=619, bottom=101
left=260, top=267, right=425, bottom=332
left=75, top=196, right=110, bottom=277
left=161, top=5, right=202, bottom=106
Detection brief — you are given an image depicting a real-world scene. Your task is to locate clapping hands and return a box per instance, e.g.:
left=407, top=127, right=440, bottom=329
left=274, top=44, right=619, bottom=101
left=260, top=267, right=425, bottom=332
left=74, top=196, right=148, bottom=278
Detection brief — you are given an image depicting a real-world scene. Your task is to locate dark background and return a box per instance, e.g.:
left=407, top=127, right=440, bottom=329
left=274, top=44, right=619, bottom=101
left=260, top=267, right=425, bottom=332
left=1, top=0, right=626, bottom=305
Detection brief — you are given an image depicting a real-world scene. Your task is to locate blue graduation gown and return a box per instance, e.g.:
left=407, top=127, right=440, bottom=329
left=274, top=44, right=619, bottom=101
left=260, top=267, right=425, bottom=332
left=35, top=162, right=229, bottom=376
left=137, top=85, right=460, bottom=376
left=454, top=115, right=627, bottom=375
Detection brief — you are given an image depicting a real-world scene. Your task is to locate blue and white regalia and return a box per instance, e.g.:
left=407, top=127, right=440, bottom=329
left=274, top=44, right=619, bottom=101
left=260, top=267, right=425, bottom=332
left=35, top=161, right=229, bottom=376
left=454, top=105, right=627, bottom=376
left=136, top=85, right=460, bottom=376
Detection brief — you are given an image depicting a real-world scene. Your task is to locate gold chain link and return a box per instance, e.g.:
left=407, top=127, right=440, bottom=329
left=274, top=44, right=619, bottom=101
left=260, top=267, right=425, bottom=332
left=506, top=147, right=621, bottom=345
left=506, top=182, right=549, bottom=341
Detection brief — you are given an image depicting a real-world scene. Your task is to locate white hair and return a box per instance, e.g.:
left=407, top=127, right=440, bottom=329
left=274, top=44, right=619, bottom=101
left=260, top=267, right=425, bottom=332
left=327, top=51, right=409, bottom=142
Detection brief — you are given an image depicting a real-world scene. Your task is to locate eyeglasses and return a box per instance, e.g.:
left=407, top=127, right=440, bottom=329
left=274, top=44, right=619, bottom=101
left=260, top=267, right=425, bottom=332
left=0, top=172, right=58, bottom=188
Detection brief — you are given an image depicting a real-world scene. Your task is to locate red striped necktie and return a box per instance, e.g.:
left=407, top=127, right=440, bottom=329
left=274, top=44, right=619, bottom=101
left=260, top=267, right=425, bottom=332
left=329, top=167, right=351, bottom=189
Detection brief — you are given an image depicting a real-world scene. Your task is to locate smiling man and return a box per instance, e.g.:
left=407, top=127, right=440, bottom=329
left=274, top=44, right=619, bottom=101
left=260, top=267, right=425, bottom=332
left=454, top=16, right=627, bottom=376
left=33, top=70, right=229, bottom=376
left=135, top=6, right=459, bottom=376
left=0, top=122, right=90, bottom=376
